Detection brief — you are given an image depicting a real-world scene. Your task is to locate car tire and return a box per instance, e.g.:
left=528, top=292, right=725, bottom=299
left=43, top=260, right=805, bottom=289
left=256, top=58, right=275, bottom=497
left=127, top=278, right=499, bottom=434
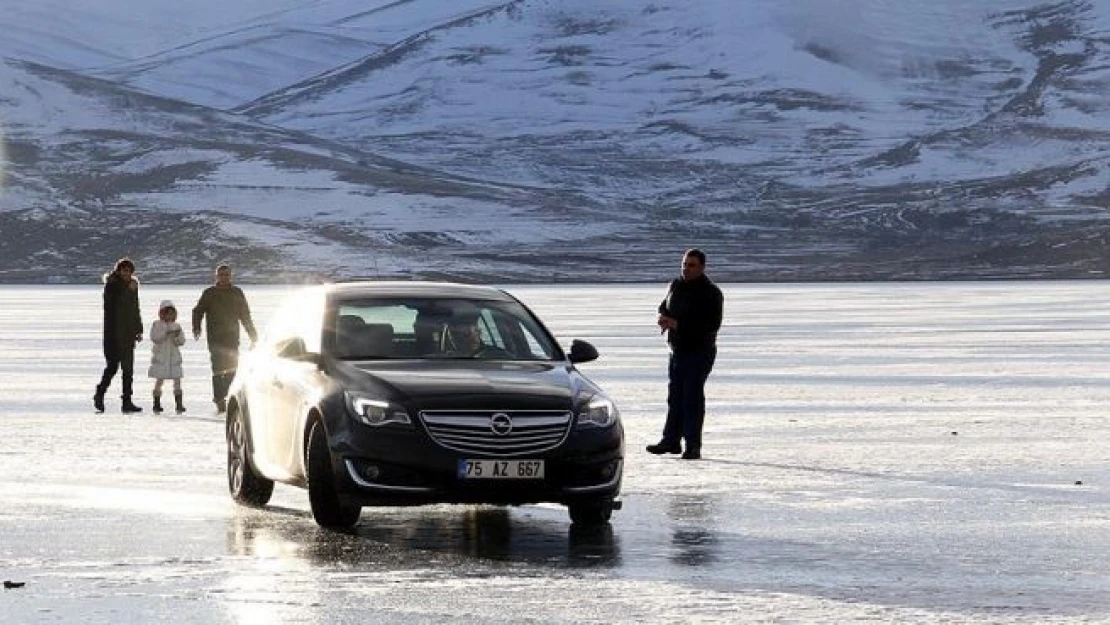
left=568, top=499, right=614, bottom=526
left=306, top=419, right=361, bottom=529
left=226, top=405, right=274, bottom=507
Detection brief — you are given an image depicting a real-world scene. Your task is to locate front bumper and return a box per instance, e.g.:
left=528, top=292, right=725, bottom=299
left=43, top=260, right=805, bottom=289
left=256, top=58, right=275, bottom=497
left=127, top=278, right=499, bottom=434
left=329, top=419, right=624, bottom=507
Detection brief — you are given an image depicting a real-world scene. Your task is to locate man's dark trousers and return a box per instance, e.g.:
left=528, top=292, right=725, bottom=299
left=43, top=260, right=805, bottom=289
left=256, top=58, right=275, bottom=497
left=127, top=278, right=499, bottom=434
left=209, top=343, right=239, bottom=404
left=96, top=343, right=135, bottom=400
left=661, top=346, right=717, bottom=452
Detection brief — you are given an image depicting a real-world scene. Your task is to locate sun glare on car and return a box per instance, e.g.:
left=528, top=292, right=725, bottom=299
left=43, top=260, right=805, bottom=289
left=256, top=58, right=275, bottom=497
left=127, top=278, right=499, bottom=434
left=226, top=281, right=623, bottom=528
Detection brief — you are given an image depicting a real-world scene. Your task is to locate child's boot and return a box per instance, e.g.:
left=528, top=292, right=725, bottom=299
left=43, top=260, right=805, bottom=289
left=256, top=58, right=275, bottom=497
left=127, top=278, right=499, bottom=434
left=174, top=391, right=186, bottom=415
left=152, top=392, right=163, bottom=414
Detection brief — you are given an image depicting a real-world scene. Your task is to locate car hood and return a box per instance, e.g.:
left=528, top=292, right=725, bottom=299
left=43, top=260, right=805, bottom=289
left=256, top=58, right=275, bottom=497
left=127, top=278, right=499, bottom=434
left=343, top=360, right=594, bottom=411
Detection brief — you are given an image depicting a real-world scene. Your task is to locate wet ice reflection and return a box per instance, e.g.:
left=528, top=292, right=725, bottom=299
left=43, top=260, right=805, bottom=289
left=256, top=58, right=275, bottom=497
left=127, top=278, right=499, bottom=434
left=666, top=494, right=720, bottom=567
left=225, top=506, right=620, bottom=570
left=5, top=283, right=1110, bottom=622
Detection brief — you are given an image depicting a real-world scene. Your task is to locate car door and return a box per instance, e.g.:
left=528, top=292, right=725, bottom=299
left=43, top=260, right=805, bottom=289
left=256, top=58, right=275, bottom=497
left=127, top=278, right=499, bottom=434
left=237, top=343, right=276, bottom=468
left=239, top=308, right=302, bottom=474
left=269, top=290, right=327, bottom=475
left=268, top=336, right=322, bottom=474
left=248, top=288, right=326, bottom=479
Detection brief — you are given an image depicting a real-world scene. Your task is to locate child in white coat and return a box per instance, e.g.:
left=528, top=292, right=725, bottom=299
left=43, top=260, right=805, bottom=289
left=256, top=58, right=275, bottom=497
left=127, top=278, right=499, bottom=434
left=149, top=300, right=187, bottom=414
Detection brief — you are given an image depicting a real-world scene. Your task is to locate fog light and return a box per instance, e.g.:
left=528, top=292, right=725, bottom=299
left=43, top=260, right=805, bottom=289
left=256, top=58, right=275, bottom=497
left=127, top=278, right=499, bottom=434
left=599, top=460, right=618, bottom=480
left=362, top=464, right=381, bottom=480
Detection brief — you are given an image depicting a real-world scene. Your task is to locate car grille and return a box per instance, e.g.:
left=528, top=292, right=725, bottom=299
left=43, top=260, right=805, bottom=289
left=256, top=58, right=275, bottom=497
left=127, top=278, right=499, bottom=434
left=420, top=410, right=572, bottom=456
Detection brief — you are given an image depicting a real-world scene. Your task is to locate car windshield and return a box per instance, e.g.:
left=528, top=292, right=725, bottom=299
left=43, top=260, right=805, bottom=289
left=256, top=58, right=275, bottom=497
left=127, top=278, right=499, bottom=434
left=330, top=297, right=561, bottom=361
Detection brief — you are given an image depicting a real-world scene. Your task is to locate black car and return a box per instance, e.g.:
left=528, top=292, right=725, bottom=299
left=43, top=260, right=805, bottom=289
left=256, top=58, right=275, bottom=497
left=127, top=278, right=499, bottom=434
left=225, top=281, right=623, bottom=528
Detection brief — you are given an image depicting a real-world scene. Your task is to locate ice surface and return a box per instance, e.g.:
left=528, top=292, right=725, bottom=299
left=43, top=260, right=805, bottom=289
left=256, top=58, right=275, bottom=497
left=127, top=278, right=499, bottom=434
left=2, top=1, right=1110, bottom=282
left=2, top=281, right=1110, bottom=623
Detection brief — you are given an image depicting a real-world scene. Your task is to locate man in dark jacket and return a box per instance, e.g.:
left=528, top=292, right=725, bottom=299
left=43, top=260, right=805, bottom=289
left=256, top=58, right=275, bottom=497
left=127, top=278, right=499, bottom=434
left=192, top=264, right=258, bottom=413
left=647, top=248, right=724, bottom=460
left=94, top=257, right=144, bottom=413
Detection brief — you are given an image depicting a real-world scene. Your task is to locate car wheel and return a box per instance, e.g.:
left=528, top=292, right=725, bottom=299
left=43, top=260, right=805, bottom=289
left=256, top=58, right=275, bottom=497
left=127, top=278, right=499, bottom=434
left=306, top=419, right=361, bottom=529
left=226, top=405, right=274, bottom=507
left=567, top=499, right=614, bottom=526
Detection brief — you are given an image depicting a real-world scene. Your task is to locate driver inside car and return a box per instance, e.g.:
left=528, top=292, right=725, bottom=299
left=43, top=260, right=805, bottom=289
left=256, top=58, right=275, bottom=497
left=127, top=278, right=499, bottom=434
left=445, top=315, right=485, bottom=356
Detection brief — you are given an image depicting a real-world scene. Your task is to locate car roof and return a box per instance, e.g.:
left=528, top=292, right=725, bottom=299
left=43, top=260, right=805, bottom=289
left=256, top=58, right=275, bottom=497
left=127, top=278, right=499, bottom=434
left=324, top=280, right=515, bottom=302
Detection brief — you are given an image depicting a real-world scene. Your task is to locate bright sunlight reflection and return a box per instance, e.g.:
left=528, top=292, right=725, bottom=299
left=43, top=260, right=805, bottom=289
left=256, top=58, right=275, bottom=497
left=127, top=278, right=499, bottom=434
left=223, top=516, right=316, bottom=625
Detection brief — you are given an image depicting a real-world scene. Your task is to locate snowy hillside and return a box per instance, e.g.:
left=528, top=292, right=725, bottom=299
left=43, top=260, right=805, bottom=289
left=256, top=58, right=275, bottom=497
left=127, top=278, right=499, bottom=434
left=1, top=0, right=1109, bottom=283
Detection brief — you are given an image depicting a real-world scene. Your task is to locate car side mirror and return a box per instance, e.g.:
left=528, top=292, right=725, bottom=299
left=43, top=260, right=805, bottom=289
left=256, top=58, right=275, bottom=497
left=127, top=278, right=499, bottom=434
left=275, top=336, right=306, bottom=359
left=567, top=339, right=598, bottom=364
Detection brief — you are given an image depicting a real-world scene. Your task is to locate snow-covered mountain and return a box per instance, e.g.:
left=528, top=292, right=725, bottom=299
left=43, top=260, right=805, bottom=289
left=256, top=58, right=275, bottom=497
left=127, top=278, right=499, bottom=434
left=1, top=0, right=1109, bottom=283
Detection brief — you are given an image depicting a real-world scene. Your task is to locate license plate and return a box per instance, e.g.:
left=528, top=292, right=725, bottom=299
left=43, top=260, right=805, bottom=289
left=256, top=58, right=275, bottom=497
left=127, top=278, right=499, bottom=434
left=458, top=459, right=545, bottom=479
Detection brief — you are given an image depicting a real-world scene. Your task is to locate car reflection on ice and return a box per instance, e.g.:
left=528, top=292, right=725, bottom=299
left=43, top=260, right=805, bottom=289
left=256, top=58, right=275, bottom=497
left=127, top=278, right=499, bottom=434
left=226, top=507, right=621, bottom=569
left=225, top=281, right=624, bottom=528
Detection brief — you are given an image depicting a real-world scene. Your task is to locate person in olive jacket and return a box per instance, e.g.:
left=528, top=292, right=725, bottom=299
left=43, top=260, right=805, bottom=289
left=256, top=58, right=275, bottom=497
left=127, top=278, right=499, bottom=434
left=647, top=248, right=724, bottom=460
left=94, top=257, right=144, bottom=414
left=192, top=264, right=258, bottom=413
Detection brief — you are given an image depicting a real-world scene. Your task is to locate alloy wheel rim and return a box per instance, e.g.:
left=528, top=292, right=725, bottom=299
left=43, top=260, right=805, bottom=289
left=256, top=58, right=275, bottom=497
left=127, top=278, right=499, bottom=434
left=228, top=417, right=244, bottom=492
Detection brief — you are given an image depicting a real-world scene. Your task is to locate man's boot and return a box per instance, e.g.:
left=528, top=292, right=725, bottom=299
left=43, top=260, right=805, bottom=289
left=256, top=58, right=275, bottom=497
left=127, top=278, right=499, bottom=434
left=93, top=389, right=106, bottom=414
left=681, top=448, right=701, bottom=461
left=121, top=396, right=143, bottom=414
left=646, top=440, right=682, bottom=455
left=174, top=391, right=186, bottom=415
left=152, top=392, right=163, bottom=414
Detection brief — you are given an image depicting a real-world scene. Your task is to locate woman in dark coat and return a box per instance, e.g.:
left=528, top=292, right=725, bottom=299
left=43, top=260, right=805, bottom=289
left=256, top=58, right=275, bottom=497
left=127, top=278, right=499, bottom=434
left=93, top=258, right=144, bottom=413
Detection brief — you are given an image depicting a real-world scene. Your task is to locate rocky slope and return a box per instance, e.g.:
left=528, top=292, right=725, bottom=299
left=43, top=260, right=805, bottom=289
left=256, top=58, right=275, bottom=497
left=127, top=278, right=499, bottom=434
left=1, top=0, right=1108, bottom=283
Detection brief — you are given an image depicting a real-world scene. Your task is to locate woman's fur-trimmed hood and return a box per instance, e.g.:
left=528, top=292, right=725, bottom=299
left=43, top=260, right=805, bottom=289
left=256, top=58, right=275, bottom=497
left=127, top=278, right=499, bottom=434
left=103, top=272, right=140, bottom=288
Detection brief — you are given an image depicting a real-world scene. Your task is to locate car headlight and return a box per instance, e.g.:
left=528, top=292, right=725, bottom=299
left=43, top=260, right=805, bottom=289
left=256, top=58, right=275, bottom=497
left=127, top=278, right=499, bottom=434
left=577, top=396, right=618, bottom=428
left=345, top=392, right=411, bottom=427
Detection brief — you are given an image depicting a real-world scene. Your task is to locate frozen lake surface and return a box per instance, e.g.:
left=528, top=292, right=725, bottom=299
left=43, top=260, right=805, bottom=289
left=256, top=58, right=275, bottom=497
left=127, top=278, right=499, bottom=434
left=2, top=281, right=1110, bottom=623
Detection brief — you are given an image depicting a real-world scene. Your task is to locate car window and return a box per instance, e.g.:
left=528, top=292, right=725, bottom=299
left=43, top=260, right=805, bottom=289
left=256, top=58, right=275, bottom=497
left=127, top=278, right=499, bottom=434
left=505, top=316, right=555, bottom=359
left=262, top=288, right=325, bottom=356
left=331, top=297, right=559, bottom=361
left=355, top=305, right=417, bottom=332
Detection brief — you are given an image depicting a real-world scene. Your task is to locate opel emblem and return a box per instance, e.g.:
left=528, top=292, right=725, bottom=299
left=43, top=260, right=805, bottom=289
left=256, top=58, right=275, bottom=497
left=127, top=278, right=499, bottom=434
left=490, top=413, right=513, bottom=436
